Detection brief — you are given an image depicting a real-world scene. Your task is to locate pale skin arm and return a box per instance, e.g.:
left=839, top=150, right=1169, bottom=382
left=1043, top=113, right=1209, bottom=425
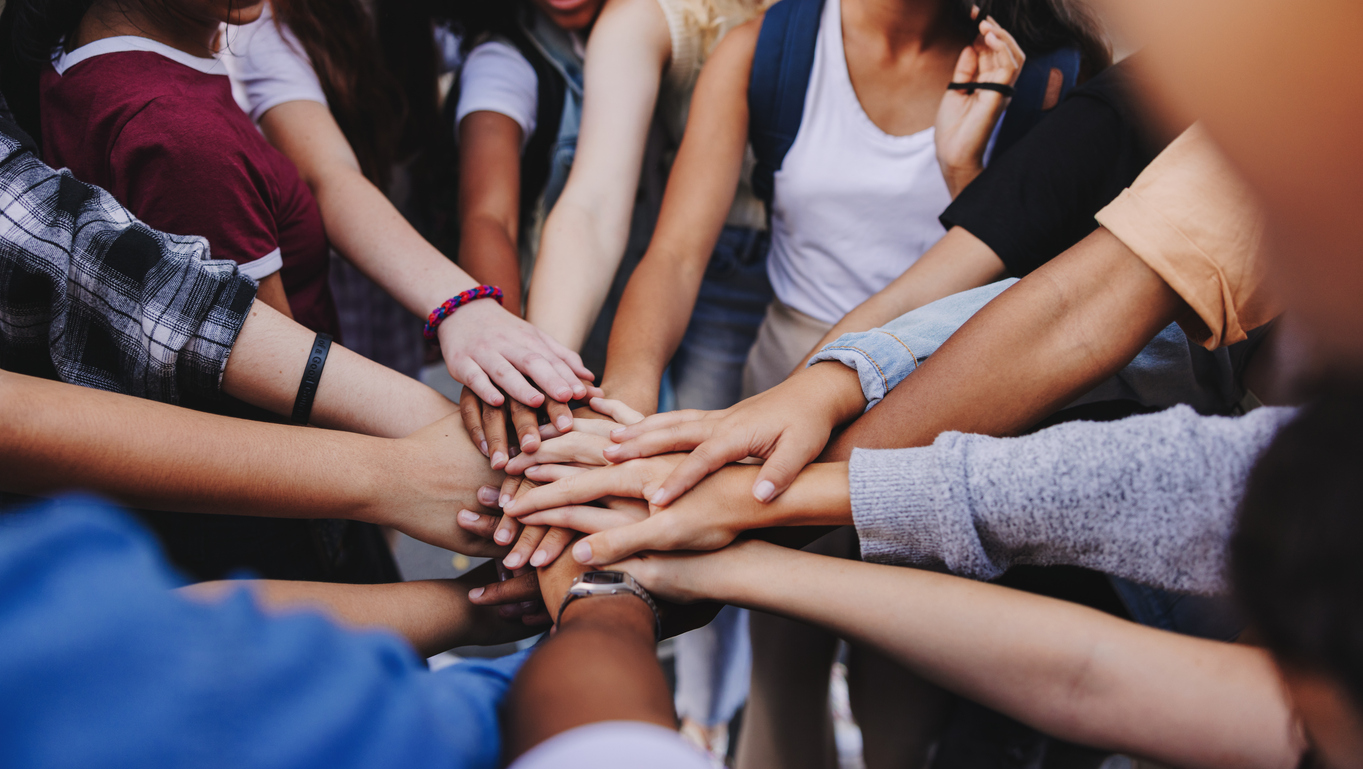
left=525, top=0, right=671, bottom=351
left=0, top=369, right=505, bottom=555
left=259, top=101, right=592, bottom=409
left=618, top=541, right=1302, bottom=769
left=795, top=227, right=1006, bottom=375
left=180, top=561, right=540, bottom=657
left=601, top=19, right=761, bottom=411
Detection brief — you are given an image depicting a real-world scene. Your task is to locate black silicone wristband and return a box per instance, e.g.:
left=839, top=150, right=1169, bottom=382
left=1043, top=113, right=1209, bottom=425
left=291, top=332, right=333, bottom=425
left=947, top=81, right=1016, bottom=97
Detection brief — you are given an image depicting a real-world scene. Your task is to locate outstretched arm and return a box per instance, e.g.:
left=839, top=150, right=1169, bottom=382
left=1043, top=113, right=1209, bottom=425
left=0, top=370, right=504, bottom=555
left=600, top=19, right=761, bottom=412
left=620, top=541, right=1301, bottom=769
left=526, top=0, right=672, bottom=351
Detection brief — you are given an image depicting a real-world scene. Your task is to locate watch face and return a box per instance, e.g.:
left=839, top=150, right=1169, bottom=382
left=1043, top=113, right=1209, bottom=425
left=580, top=571, right=626, bottom=585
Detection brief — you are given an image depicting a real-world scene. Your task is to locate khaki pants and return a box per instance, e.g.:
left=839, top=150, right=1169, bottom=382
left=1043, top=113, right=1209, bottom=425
left=741, top=298, right=835, bottom=398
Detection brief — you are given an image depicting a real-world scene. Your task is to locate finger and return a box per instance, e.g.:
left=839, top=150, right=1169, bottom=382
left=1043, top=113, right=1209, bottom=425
left=545, top=354, right=588, bottom=400
left=649, top=436, right=751, bottom=506
left=503, top=464, right=637, bottom=516
left=492, top=512, right=521, bottom=547
left=509, top=398, right=542, bottom=454
left=482, top=353, right=546, bottom=408
left=749, top=441, right=820, bottom=504
left=604, top=421, right=714, bottom=463
left=589, top=396, right=645, bottom=427
left=568, top=417, right=624, bottom=438
left=583, top=385, right=605, bottom=399
left=482, top=399, right=512, bottom=470
left=468, top=571, right=540, bottom=606
left=518, top=505, right=647, bottom=534
left=952, top=41, right=977, bottom=82
left=545, top=398, right=574, bottom=433
left=503, top=524, right=548, bottom=570
left=538, top=331, right=594, bottom=383
left=459, top=389, right=488, bottom=457
left=506, top=433, right=612, bottom=475
left=575, top=517, right=675, bottom=566
left=529, top=526, right=575, bottom=568
left=520, top=354, right=576, bottom=404
left=498, top=475, right=523, bottom=509
left=522, top=463, right=591, bottom=483
left=455, top=509, right=501, bottom=540
left=608, top=409, right=711, bottom=442
left=454, top=358, right=504, bottom=407
left=521, top=610, right=553, bottom=626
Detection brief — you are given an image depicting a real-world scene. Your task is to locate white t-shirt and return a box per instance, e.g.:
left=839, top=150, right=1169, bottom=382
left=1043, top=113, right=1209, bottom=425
left=508, top=722, right=710, bottom=769
left=223, top=5, right=463, bottom=122
left=454, top=41, right=539, bottom=147
left=766, top=0, right=953, bottom=325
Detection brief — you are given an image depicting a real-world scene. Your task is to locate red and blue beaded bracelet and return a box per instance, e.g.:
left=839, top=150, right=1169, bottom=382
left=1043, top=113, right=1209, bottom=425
left=423, top=285, right=504, bottom=342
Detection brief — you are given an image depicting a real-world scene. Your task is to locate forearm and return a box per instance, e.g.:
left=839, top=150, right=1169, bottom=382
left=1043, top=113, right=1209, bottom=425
left=182, top=565, right=510, bottom=657
left=601, top=246, right=710, bottom=410
left=503, top=596, right=672, bottom=760
left=527, top=200, right=625, bottom=349
left=262, top=101, right=479, bottom=317
left=458, top=217, right=525, bottom=314
left=710, top=543, right=1297, bottom=768
left=0, top=370, right=383, bottom=520
left=804, top=227, right=1007, bottom=361
left=824, top=227, right=1183, bottom=458
left=222, top=300, right=458, bottom=438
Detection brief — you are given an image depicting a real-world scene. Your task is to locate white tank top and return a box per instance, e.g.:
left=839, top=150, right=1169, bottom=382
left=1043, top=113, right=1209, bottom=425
left=766, top=0, right=952, bottom=324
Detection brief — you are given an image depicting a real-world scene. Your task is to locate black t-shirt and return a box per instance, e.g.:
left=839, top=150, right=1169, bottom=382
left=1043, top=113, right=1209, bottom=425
left=941, top=58, right=1177, bottom=277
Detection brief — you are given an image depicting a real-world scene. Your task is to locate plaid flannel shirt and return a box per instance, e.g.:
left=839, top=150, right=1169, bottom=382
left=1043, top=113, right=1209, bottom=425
left=0, top=100, right=257, bottom=407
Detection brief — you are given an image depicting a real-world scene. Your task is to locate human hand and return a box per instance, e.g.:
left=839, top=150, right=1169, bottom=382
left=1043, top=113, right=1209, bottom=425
left=504, top=460, right=759, bottom=566
left=502, top=397, right=646, bottom=475
left=456, top=479, right=581, bottom=571
left=611, top=539, right=771, bottom=605
left=437, top=298, right=594, bottom=410
left=935, top=8, right=1025, bottom=197
left=601, top=362, right=866, bottom=506
left=367, top=412, right=510, bottom=557
left=465, top=565, right=553, bottom=627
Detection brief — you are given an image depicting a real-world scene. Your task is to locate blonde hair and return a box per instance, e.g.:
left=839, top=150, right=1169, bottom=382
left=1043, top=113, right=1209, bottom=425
left=676, top=0, right=773, bottom=55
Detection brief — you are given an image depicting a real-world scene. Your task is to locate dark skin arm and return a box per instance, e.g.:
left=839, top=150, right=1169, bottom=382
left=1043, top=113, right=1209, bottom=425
left=823, top=227, right=1185, bottom=457
left=458, top=111, right=526, bottom=314
left=503, top=551, right=674, bottom=760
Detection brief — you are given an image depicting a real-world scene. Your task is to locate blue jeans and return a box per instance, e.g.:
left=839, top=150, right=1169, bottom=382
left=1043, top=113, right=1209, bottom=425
left=667, top=226, right=774, bottom=413
left=666, top=226, right=771, bottom=727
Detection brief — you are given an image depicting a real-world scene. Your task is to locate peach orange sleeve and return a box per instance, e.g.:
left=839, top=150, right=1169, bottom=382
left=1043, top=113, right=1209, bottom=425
left=1095, top=124, right=1278, bottom=349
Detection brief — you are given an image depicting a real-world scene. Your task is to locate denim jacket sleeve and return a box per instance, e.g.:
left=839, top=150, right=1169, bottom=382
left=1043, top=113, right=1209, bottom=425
left=806, top=280, right=1017, bottom=410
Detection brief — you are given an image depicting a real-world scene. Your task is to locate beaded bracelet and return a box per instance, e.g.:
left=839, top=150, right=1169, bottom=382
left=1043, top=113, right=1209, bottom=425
left=423, top=285, right=504, bottom=342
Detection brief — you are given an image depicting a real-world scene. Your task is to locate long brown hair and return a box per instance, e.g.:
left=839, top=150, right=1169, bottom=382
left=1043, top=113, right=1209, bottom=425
left=964, top=0, right=1112, bottom=80
left=269, top=0, right=410, bottom=188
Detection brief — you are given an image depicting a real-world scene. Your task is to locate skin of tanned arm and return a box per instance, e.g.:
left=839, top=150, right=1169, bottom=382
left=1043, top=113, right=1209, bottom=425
left=0, top=370, right=505, bottom=555
left=600, top=19, right=761, bottom=412
left=253, top=272, right=295, bottom=319
left=181, top=562, right=534, bottom=657
left=621, top=541, right=1301, bottom=769
left=525, top=0, right=671, bottom=351
left=221, top=298, right=458, bottom=438
left=503, top=552, right=673, bottom=760
left=823, top=227, right=1185, bottom=459
left=797, top=227, right=1006, bottom=373
left=457, top=111, right=528, bottom=314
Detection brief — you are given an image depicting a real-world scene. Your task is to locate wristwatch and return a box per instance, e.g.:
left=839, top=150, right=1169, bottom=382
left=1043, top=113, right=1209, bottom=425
left=557, top=571, right=662, bottom=640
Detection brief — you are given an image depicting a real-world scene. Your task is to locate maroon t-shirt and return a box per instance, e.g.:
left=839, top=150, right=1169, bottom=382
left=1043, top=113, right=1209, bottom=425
left=40, top=42, right=338, bottom=336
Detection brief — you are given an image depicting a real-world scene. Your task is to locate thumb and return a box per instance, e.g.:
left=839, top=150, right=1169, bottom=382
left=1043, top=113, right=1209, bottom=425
left=751, top=440, right=817, bottom=503
left=575, top=518, right=668, bottom=566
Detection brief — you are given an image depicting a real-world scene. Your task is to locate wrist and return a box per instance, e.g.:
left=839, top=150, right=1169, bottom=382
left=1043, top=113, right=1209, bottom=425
left=805, top=362, right=869, bottom=426
left=559, top=593, right=657, bottom=637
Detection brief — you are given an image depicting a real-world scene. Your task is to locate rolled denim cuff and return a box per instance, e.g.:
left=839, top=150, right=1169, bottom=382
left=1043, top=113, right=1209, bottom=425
left=807, top=332, right=919, bottom=410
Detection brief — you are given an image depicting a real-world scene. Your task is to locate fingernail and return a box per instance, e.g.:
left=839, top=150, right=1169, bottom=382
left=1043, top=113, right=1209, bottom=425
left=521, top=434, right=535, bottom=451
left=610, top=427, right=625, bottom=436
left=468, top=587, right=484, bottom=600
left=478, top=486, right=499, bottom=505
left=503, top=499, right=517, bottom=513
left=557, top=415, right=573, bottom=430
left=491, top=451, right=507, bottom=467
left=556, top=387, right=572, bottom=401
left=573, top=540, right=593, bottom=563
left=499, top=492, right=512, bottom=508
left=494, top=529, right=512, bottom=545
left=530, top=550, right=547, bottom=567
left=504, top=552, right=523, bottom=569
left=458, top=510, right=480, bottom=524
left=650, top=489, right=667, bottom=506
left=479, top=440, right=488, bottom=457
left=754, top=480, right=776, bottom=502
left=603, top=444, right=620, bottom=455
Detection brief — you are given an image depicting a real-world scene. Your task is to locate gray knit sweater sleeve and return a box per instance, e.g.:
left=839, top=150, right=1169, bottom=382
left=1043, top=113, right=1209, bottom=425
left=849, top=405, right=1297, bottom=595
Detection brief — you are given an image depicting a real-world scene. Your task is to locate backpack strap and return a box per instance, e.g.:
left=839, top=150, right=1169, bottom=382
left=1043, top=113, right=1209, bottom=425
left=991, top=46, right=1081, bottom=158
left=748, top=0, right=826, bottom=212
